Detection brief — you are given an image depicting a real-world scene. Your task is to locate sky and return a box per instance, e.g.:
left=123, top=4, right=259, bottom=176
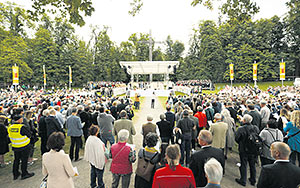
left=9, top=0, right=289, bottom=50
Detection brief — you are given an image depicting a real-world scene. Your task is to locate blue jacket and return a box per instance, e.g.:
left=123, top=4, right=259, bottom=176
left=284, top=122, right=300, bottom=152
left=66, top=115, right=83, bottom=137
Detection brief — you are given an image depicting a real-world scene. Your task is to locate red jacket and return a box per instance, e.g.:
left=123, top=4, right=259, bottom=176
left=110, top=142, right=132, bottom=174
left=194, top=112, right=207, bottom=128
left=152, top=164, right=196, bottom=188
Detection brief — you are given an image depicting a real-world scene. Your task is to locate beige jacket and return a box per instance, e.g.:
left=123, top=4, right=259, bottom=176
left=42, top=150, right=76, bottom=188
left=113, top=118, right=136, bottom=144
left=209, top=121, right=228, bottom=149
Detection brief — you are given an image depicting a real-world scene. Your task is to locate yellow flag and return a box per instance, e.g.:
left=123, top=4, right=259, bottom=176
left=280, top=62, right=285, bottom=80
left=253, top=64, right=258, bottom=81
left=43, top=65, right=46, bottom=86
left=229, top=64, right=234, bottom=81
left=12, top=66, right=19, bottom=85
left=69, top=66, right=72, bottom=84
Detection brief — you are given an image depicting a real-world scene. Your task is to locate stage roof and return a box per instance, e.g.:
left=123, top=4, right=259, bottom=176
left=120, top=61, right=180, bottom=75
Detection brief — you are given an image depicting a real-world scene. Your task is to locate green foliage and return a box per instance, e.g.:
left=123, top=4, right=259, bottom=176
left=29, top=0, right=95, bottom=26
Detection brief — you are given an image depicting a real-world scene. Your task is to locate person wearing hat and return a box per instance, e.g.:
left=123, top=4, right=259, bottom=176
left=7, top=115, right=35, bottom=180
left=175, top=109, right=195, bottom=166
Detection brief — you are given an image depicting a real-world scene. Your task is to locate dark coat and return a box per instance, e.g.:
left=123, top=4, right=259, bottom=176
left=45, top=115, right=64, bottom=137
left=257, top=161, right=300, bottom=188
left=227, top=107, right=238, bottom=123
left=0, top=123, right=9, bottom=155
left=165, top=111, right=175, bottom=127
left=156, top=120, right=173, bottom=138
left=235, top=123, right=260, bottom=154
left=190, top=146, right=225, bottom=187
left=245, top=110, right=261, bottom=129
left=79, top=111, right=92, bottom=130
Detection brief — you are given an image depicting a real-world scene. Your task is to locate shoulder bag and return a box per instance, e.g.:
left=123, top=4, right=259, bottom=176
left=136, top=149, right=158, bottom=182
left=40, top=175, right=48, bottom=188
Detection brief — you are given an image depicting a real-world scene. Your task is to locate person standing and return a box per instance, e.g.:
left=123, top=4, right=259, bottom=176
left=141, top=115, right=160, bottom=147
left=110, top=129, right=136, bottom=188
left=79, top=106, right=92, bottom=142
left=165, top=105, right=175, bottom=144
left=151, top=92, right=155, bottom=109
left=113, top=110, right=136, bottom=144
left=176, top=110, right=195, bottom=166
left=194, top=107, right=207, bottom=132
left=42, top=132, right=77, bottom=188
left=260, top=100, right=271, bottom=131
left=188, top=110, right=199, bottom=151
left=84, top=125, right=107, bottom=188
left=156, top=114, right=173, bottom=144
left=66, top=108, right=83, bottom=161
left=203, top=158, right=224, bottom=188
left=259, top=119, right=283, bottom=166
left=152, top=144, right=196, bottom=188
left=45, top=109, right=65, bottom=137
left=0, top=115, right=9, bottom=167
left=38, top=110, right=49, bottom=155
left=209, top=113, right=228, bottom=156
left=235, top=114, right=260, bottom=187
left=284, top=110, right=300, bottom=166
left=244, top=104, right=262, bottom=130
left=7, top=115, right=35, bottom=180
left=189, top=130, right=225, bottom=187
left=97, top=106, right=115, bottom=147
left=257, top=142, right=300, bottom=188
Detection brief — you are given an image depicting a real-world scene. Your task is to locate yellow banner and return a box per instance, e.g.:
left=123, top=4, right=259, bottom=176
left=229, top=64, right=234, bottom=80
left=280, top=62, right=285, bottom=80
left=253, top=64, right=257, bottom=81
left=12, top=66, right=19, bottom=85
left=43, top=65, right=46, bottom=86
left=69, top=66, right=72, bottom=84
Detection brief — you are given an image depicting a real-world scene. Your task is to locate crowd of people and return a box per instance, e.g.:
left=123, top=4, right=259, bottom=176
left=0, top=83, right=300, bottom=188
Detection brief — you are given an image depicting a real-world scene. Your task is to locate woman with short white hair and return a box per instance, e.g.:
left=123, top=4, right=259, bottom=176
left=221, top=109, right=235, bottom=157
left=204, top=158, right=223, bottom=188
left=110, top=129, right=136, bottom=188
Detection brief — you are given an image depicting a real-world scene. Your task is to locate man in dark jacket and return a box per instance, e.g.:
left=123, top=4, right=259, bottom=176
left=156, top=114, right=172, bottom=144
left=165, top=105, right=175, bottom=143
left=235, top=114, right=260, bottom=187
left=7, top=115, right=35, bottom=180
left=190, top=130, right=225, bottom=187
left=79, top=106, right=92, bottom=142
left=45, top=109, right=64, bottom=137
left=176, top=110, right=195, bottom=165
left=257, top=142, right=300, bottom=188
left=244, top=104, right=261, bottom=129
left=226, top=101, right=238, bottom=123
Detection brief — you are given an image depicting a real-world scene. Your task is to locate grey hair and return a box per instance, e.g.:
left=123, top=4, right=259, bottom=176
left=49, top=109, right=56, bottom=115
left=118, top=129, right=129, bottom=142
left=204, top=158, right=223, bottom=183
left=242, top=114, right=253, bottom=123
left=160, top=114, right=166, bottom=120
left=43, top=109, right=50, bottom=116
left=221, top=109, right=231, bottom=119
left=214, top=113, right=222, bottom=120
left=77, top=105, right=84, bottom=111
left=147, top=114, right=153, bottom=121
left=199, top=130, right=213, bottom=145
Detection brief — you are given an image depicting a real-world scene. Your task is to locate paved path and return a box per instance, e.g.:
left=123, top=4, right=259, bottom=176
left=0, top=97, right=258, bottom=188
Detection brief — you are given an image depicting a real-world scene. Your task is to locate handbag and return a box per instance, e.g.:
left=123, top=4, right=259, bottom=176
left=136, top=149, right=158, bottom=182
left=40, top=175, right=48, bottom=188
left=283, top=130, right=300, bottom=144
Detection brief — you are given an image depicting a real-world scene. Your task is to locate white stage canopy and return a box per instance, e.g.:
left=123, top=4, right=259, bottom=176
left=120, top=61, right=180, bottom=75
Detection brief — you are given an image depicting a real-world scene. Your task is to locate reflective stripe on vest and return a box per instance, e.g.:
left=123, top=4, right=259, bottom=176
left=8, top=124, right=30, bottom=148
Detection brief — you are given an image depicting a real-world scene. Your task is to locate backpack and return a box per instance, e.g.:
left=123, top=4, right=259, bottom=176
left=265, top=129, right=281, bottom=148
left=245, top=125, right=263, bottom=155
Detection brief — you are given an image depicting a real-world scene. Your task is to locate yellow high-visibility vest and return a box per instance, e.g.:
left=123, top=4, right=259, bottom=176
left=8, top=124, right=30, bottom=148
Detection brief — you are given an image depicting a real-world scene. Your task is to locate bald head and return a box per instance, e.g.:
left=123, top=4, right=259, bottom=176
left=270, top=142, right=291, bottom=160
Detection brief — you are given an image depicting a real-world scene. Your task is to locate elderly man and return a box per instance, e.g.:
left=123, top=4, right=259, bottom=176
left=260, top=100, right=270, bottom=131
left=257, top=142, right=300, bottom=188
left=110, top=129, right=136, bottom=188
left=203, top=158, right=223, bottom=188
left=141, top=114, right=160, bottom=147
left=176, top=109, right=195, bottom=166
left=54, top=105, right=65, bottom=129
left=113, top=110, right=136, bottom=144
left=45, top=109, right=64, bottom=137
left=189, top=130, right=225, bottom=187
left=235, top=114, right=260, bottom=187
left=66, top=108, right=83, bottom=161
left=209, top=113, right=228, bottom=156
